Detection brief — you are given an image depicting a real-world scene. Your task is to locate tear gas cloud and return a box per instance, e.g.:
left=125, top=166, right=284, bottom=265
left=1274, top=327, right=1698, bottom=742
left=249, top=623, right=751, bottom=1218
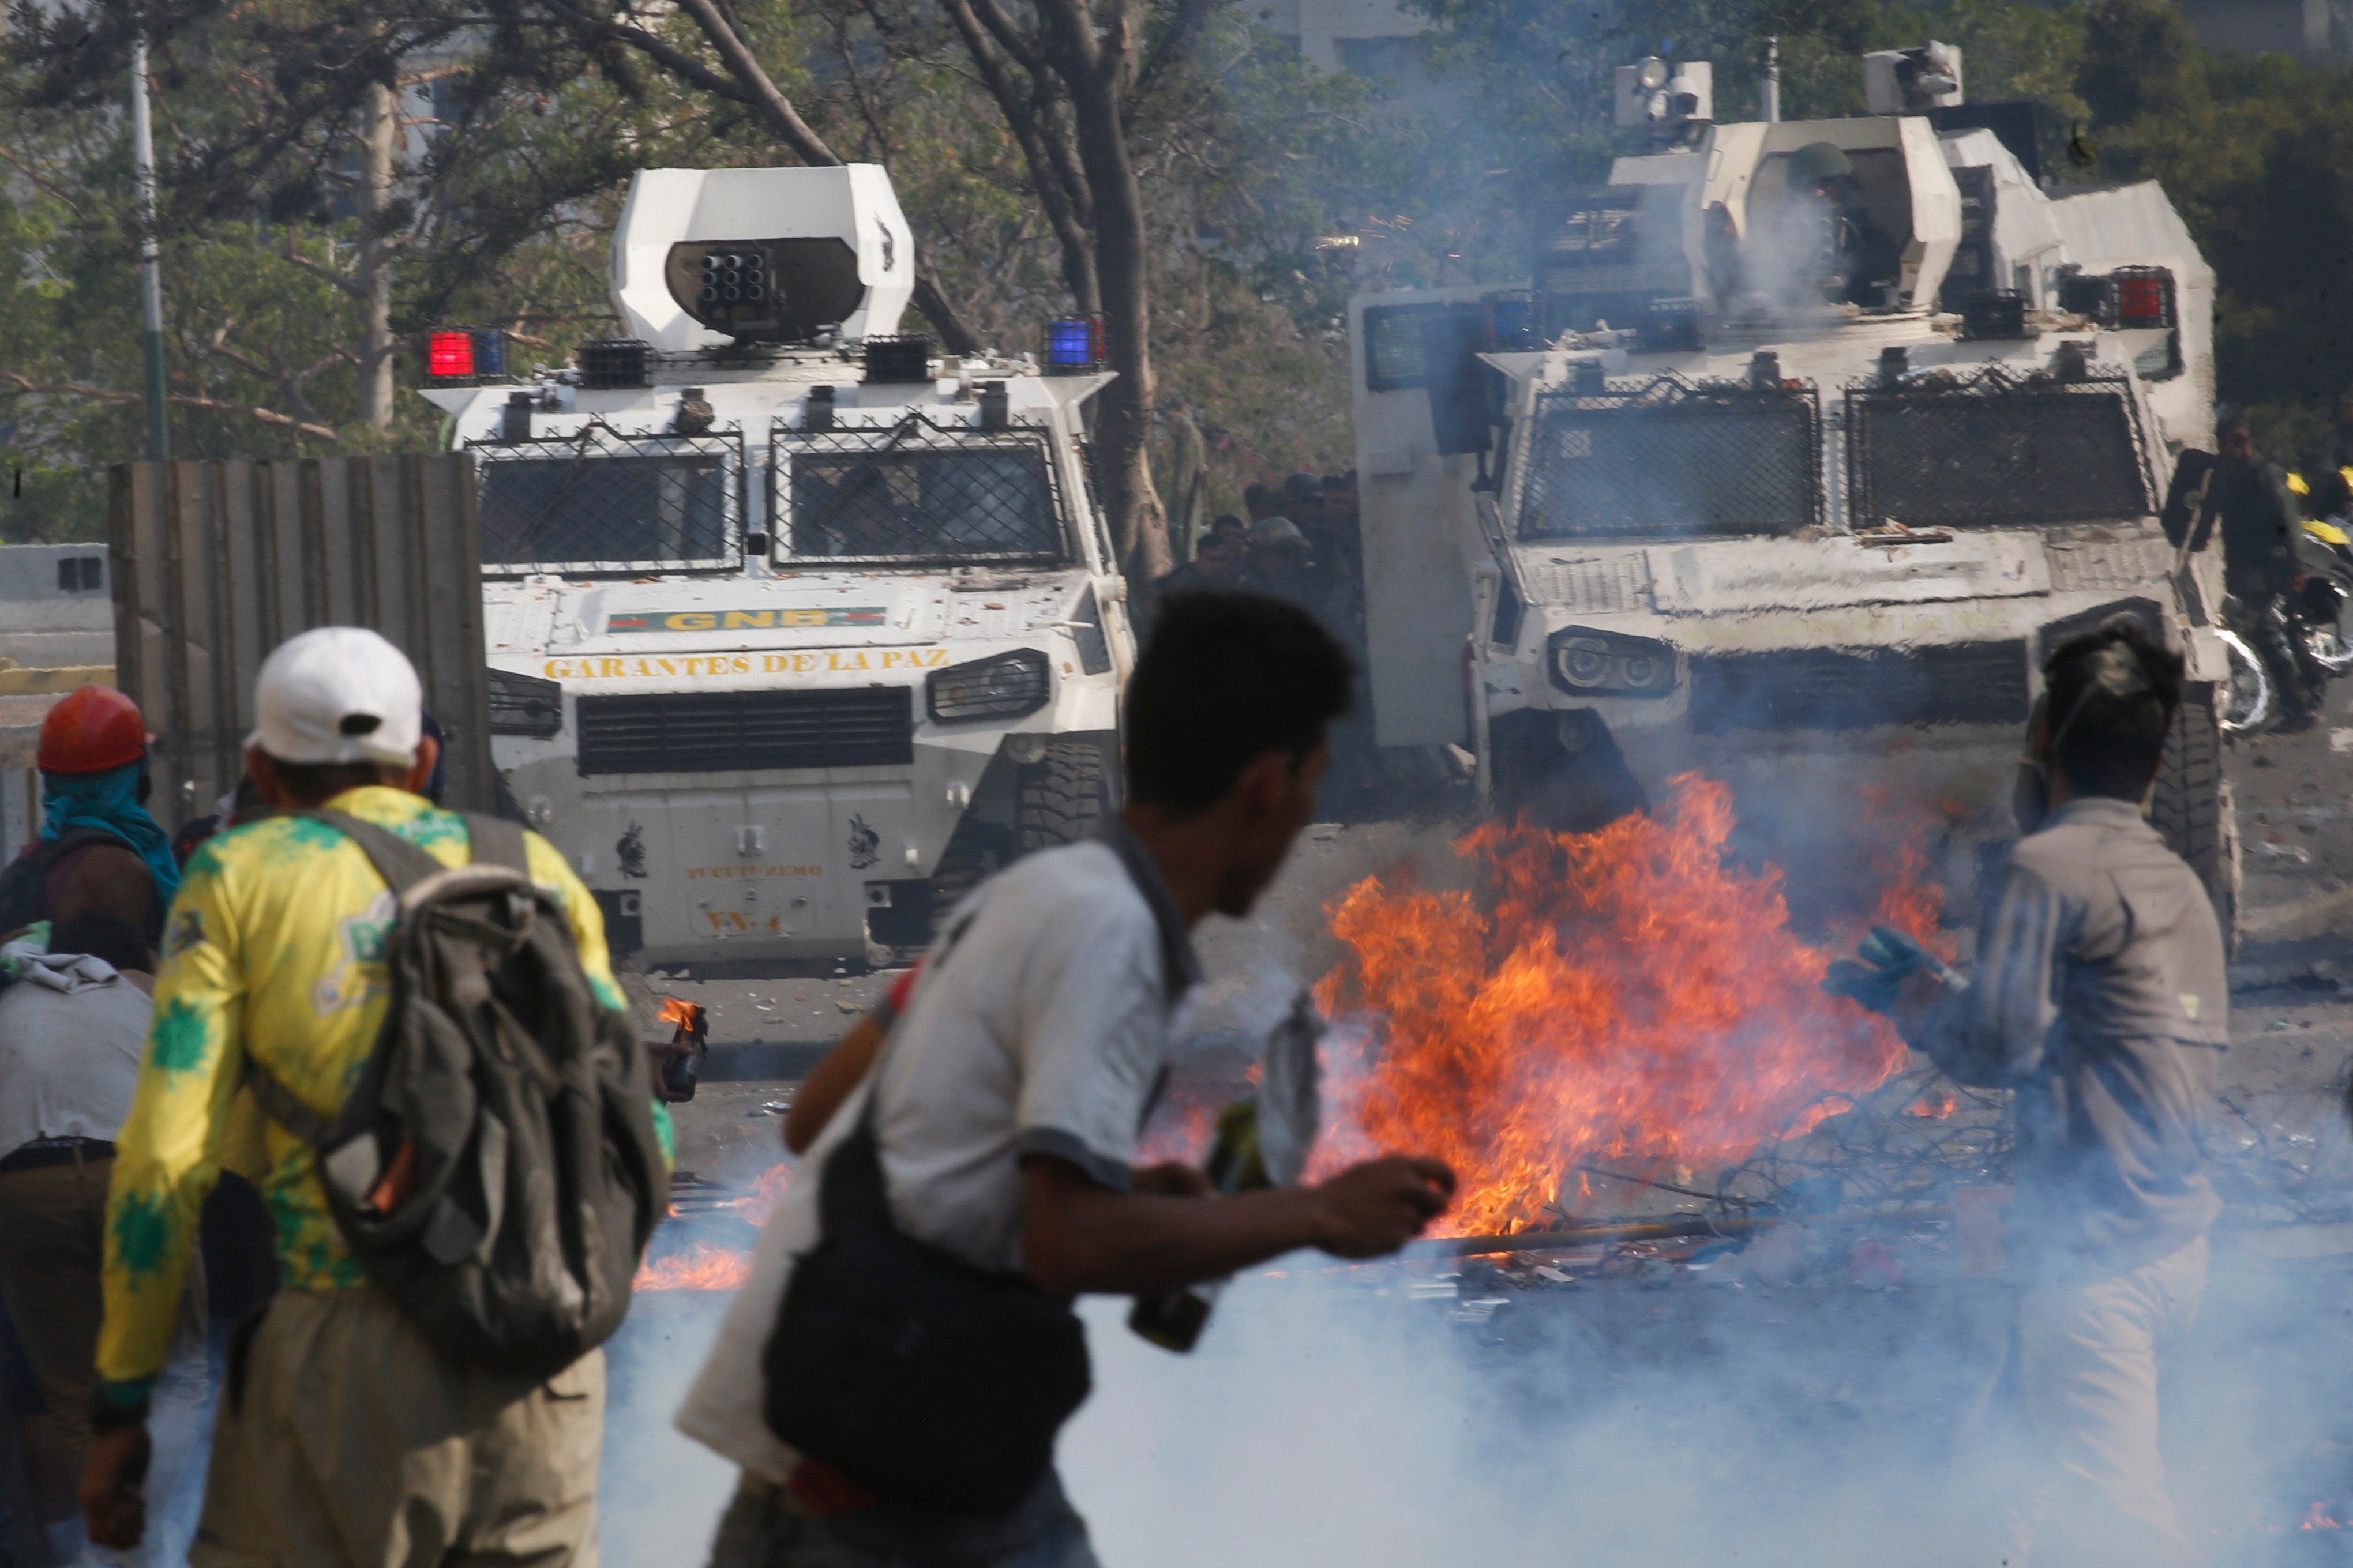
left=596, top=798, right=2349, bottom=1566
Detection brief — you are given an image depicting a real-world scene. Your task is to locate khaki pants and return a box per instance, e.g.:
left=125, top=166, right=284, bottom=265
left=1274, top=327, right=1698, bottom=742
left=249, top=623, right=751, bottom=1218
left=1963, top=1235, right=2208, bottom=1568
left=193, top=1288, right=603, bottom=1568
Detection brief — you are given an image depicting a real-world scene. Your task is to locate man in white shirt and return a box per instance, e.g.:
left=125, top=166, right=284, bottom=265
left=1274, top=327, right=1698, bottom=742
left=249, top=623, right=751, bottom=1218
left=679, top=591, right=1455, bottom=1567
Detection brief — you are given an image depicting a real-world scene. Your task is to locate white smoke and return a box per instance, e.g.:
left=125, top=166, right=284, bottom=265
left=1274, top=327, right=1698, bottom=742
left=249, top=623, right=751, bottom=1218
left=598, top=1297, right=744, bottom=1563
left=1057, top=1080, right=2353, bottom=1568
left=596, top=1100, right=2353, bottom=1568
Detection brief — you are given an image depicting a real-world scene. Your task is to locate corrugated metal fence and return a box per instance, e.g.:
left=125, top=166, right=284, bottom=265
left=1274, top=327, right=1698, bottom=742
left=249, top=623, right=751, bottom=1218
left=110, top=456, right=494, bottom=826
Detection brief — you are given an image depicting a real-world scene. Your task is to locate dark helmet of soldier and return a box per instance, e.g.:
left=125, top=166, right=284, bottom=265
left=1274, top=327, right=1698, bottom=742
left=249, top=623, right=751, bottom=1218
left=1787, top=141, right=1855, bottom=187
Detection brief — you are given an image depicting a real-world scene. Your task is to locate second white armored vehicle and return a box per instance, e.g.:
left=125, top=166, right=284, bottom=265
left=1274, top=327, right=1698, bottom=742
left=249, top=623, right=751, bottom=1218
left=424, top=165, right=1133, bottom=971
left=1350, top=55, right=2238, bottom=930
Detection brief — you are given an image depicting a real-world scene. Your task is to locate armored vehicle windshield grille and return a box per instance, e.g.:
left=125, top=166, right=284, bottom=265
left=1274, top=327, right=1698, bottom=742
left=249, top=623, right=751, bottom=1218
left=772, top=414, right=1067, bottom=565
left=1847, top=368, right=2155, bottom=527
left=1688, top=641, right=2030, bottom=734
left=576, top=687, right=913, bottom=775
left=472, top=424, right=741, bottom=574
left=1517, top=377, right=1821, bottom=540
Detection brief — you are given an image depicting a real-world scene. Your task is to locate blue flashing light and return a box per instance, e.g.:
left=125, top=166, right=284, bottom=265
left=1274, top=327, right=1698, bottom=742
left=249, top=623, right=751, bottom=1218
left=471, top=329, right=506, bottom=379
left=1487, top=294, right=1538, bottom=350
left=1044, top=314, right=1102, bottom=372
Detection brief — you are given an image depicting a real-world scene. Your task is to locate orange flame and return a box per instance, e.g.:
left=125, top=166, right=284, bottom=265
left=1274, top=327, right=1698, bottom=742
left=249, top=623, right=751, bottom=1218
left=658, top=997, right=705, bottom=1031
left=633, top=1240, right=752, bottom=1292
left=731, top=1163, right=793, bottom=1226
left=1313, top=776, right=1920, bottom=1237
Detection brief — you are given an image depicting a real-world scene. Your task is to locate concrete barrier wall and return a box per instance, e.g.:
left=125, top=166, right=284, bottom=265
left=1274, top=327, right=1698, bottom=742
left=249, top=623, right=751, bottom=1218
left=110, top=457, right=494, bottom=826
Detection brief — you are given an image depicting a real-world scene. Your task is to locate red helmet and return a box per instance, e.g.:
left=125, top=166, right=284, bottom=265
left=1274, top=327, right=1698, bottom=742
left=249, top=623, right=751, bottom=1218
left=39, top=686, right=150, bottom=775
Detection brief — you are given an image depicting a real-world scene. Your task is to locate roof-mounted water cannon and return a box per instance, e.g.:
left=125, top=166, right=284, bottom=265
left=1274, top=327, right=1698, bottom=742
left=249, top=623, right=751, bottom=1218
left=1863, top=43, right=1963, bottom=115
left=1614, top=57, right=1713, bottom=145
left=609, top=165, right=914, bottom=353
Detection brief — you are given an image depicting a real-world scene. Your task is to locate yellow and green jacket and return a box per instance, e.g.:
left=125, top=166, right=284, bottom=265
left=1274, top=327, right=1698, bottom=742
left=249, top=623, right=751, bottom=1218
left=98, top=786, right=671, bottom=1400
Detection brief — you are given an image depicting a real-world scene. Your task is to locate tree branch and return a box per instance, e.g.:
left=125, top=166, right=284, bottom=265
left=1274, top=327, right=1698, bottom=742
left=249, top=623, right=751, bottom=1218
left=965, top=0, right=1048, bottom=76
left=911, top=273, right=982, bottom=356
left=530, top=0, right=757, bottom=107
left=939, top=0, right=1100, bottom=309
left=1131, top=0, right=1207, bottom=111
left=0, top=372, right=340, bottom=442
left=276, top=246, right=369, bottom=301
left=671, top=0, right=842, bottom=165
left=1031, top=0, right=1108, bottom=79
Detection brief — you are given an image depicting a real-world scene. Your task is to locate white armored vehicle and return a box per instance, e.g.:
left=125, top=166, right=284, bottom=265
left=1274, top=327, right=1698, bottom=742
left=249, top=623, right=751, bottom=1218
left=424, top=166, right=1133, bottom=971
left=1350, top=52, right=2238, bottom=928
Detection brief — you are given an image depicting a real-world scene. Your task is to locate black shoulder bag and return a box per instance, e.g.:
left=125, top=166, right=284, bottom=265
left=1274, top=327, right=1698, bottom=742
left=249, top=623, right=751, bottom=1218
left=761, top=1081, right=1091, bottom=1515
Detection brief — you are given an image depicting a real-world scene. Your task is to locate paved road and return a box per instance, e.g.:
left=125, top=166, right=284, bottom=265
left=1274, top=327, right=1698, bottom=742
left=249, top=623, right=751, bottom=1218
left=658, top=693, right=2353, bottom=1194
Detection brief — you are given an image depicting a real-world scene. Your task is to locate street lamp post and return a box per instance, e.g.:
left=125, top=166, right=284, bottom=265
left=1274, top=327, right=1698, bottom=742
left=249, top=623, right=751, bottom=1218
left=130, top=28, right=169, bottom=461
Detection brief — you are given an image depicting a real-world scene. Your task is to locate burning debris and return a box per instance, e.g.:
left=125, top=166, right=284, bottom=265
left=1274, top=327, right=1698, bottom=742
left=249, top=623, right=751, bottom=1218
left=635, top=1240, right=755, bottom=1293
left=637, top=1166, right=791, bottom=1290
left=1312, top=776, right=1937, bottom=1236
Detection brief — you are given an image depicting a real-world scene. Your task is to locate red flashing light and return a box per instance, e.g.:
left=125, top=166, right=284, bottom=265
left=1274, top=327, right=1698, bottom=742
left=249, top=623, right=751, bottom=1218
left=2116, top=275, right=2169, bottom=329
left=427, top=330, right=476, bottom=381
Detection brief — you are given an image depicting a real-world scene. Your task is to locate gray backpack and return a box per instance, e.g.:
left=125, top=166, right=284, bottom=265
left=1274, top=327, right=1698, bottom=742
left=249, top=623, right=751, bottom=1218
left=245, top=809, right=666, bottom=1378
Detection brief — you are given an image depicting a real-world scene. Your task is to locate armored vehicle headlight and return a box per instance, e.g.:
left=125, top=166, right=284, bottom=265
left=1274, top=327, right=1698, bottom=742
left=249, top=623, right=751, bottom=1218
left=487, top=667, right=565, bottom=739
left=1548, top=627, right=1676, bottom=698
left=1559, top=638, right=1614, bottom=688
left=928, top=649, right=1052, bottom=723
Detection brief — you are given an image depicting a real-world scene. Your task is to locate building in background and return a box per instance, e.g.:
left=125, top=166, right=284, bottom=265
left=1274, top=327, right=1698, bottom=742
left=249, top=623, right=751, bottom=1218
left=1259, top=0, right=1432, bottom=77
left=0, top=543, right=118, bottom=866
left=2183, top=0, right=2353, bottom=60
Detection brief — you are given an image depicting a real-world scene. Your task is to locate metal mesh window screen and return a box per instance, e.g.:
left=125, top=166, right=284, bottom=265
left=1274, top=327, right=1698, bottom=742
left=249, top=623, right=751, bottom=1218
left=472, top=424, right=741, bottom=574
left=772, top=415, right=1067, bottom=564
left=1847, top=369, right=2155, bottom=527
left=1515, top=378, right=1820, bottom=540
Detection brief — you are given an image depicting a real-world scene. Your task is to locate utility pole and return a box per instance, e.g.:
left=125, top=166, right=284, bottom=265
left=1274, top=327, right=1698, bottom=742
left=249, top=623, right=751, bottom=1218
left=130, top=28, right=169, bottom=460
left=1761, top=36, right=1782, bottom=123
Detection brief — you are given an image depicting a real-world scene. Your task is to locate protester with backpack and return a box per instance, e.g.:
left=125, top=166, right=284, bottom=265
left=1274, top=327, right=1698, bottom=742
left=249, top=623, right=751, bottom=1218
left=0, top=686, right=179, bottom=943
left=676, top=591, right=1454, bottom=1568
left=81, top=627, right=670, bottom=1568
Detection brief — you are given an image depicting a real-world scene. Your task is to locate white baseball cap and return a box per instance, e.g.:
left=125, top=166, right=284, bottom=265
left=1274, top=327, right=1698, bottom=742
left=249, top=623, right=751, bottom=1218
left=247, top=627, right=423, bottom=769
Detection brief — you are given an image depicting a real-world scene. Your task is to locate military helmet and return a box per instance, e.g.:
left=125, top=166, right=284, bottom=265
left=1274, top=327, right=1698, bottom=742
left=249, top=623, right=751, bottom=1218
left=1787, top=141, right=1855, bottom=187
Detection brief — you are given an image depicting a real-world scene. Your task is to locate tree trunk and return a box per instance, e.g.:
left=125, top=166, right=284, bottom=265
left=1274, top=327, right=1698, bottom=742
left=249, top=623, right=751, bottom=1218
left=1051, top=17, right=1169, bottom=578
left=913, top=272, right=982, bottom=356
left=357, top=80, right=397, bottom=433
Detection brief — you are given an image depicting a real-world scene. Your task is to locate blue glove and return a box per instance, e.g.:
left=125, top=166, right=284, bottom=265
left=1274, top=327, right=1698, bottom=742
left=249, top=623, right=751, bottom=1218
left=1822, top=925, right=1934, bottom=1014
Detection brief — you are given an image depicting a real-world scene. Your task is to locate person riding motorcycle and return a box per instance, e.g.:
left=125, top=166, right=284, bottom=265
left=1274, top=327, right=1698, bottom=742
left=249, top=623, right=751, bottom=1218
left=2212, top=413, right=2323, bottom=731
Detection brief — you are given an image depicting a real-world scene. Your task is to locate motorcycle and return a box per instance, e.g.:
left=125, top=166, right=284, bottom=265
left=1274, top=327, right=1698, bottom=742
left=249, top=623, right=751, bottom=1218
left=2194, top=459, right=2353, bottom=734
left=2294, top=513, right=2353, bottom=678
left=2217, top=623, right=2271, bottom=736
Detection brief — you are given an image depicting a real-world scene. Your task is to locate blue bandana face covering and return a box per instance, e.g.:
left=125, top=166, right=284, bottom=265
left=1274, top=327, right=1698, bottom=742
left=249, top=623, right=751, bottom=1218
left=40, top=759, right=183, bottom=905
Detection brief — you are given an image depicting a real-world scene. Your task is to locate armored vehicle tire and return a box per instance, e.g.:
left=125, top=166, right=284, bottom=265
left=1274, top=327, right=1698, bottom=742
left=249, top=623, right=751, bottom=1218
left=2151, top=685, right=2240, bottom=947
left=1018, top=742, right=1110, bottom=852
left=1488, top=709, right=1648, bottom=834
left=926, top=833, right=1004, bottom=941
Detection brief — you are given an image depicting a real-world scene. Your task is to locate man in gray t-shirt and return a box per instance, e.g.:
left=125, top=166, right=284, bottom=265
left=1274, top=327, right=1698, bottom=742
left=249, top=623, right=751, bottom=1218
left=1837, top=623, right=2223, bottom=1567
left=682, top=592, right=1456, bottom=1568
